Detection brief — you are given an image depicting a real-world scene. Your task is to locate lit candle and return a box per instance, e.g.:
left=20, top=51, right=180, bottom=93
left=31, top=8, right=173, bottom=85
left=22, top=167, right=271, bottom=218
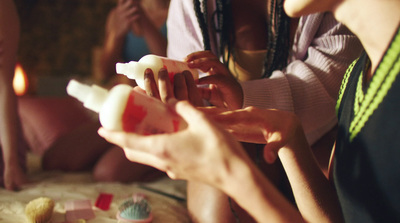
left=13, top=63, right=28, bottom=96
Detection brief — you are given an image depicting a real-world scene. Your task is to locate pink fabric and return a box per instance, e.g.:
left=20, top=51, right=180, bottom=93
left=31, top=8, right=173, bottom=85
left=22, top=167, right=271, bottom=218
left=18, top=97, right=93, bottom=155
left=65, top=199, right=96, bottom=221
left=166, top=1, right=363, bottom=144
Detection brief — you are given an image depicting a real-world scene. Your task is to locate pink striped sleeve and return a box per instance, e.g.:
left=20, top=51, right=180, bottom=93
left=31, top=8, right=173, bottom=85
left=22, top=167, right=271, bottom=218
left=242, top=13, right=363, bottom=144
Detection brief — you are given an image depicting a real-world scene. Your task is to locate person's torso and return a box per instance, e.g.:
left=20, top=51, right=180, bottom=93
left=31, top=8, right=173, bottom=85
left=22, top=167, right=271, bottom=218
left=334, top=27, right=400, bottom=222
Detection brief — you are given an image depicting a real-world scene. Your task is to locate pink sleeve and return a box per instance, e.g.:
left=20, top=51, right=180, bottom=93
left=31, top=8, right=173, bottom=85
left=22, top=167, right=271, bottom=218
left=166, top=0, right=204, bottom=60
left=241, top=13, right=363, bottom=144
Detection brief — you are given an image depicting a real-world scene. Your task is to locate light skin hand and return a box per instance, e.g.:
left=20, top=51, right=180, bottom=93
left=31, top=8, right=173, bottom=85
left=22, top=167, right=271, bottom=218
left=185, top=51, right=243, bottom=109
left=199, top=106, right=303, bottom=163
left=97, top=100, right=249, bottom=188
left=97, top=66, right=333, bottom=223
left=97, top=97, right=312, bottom=223
left=143, top=67, right=303, bottom=164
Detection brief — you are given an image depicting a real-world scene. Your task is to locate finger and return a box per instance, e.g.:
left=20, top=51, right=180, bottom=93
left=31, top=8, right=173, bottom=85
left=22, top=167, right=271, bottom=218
left=199, top=85, right=227, bottom=108
left=124, top=5, right=140, bottom=20
left=173, top=73, right=189, bottom=101
left=158, top=68, right=175, bottom=103
left=133, top=86, right=146, bottom=94
left=98, top=127, right=169, bottom=154
left=185, top=50, right=216, bottom=62
left=144, top=68, right=160, bottom=100
left=212, top=109, right=258, bottom=126
left=197, top=106, right=229, bottom=116
left=187, top=57, right=225, bottom=74
left=98, top=128, right=144, bottom=148
left=118, top=0, right=125, bottom=6
left=198, top=74, right=231, bottom=86
left=174, top=101, right=209, bottom=128
left=183, top=71, right=204, bottom=106
left=121, top=149, right=168, bottom=172
left=120, top=0, right=134, bottom=10
left=198, top=86, right=212, bottom=101
left=263, top=144, right=278, bottom=164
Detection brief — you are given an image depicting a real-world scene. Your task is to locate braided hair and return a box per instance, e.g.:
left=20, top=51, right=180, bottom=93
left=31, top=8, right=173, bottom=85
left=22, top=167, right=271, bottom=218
left=193, top=0, right=291, bottom=77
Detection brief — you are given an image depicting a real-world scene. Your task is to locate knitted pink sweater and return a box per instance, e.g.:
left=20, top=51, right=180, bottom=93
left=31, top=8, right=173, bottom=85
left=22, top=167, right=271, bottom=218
left=166, top=1, right=363, bottom=144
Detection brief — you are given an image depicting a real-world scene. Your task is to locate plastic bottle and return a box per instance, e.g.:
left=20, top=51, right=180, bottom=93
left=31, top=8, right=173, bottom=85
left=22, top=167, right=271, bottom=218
left=66, top=79, right=187, bottom=134
left=116, top=54, right=199, bottom=89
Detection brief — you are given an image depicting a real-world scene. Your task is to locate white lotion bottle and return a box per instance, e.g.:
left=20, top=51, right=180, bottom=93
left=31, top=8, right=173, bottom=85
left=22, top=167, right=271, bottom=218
left=66, top=79, right=187, bottom=134
left=116, top=54, right=199, bottom=89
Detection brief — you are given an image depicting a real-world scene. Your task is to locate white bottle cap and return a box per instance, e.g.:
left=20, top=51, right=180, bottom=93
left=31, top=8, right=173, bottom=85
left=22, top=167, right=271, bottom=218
left=66, top=79, right=108, bottom=113
left=116, top=61, right=142, bottom=79
left=116, top=61, right=146, bottom=88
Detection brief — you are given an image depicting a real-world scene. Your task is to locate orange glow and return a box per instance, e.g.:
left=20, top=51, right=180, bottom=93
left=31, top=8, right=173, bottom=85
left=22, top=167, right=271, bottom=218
left=13, top=63, right=28, bottom=96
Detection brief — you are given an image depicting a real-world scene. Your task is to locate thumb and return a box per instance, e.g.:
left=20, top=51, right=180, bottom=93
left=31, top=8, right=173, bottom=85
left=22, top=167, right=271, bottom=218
left=173, top=100, right=207, bottom=125
left=263, top=143, right=278, bottom=164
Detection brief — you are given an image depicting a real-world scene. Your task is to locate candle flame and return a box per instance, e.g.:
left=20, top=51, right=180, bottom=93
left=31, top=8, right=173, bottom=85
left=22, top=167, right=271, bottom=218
left=13, top=63, right=28, bottom=96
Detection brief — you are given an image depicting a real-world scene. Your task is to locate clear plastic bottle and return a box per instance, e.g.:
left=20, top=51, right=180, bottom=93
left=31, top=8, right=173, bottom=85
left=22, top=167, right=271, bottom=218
left=66, top=79, right=187, bottom=134
left=116, top=54, right=199, bottom=89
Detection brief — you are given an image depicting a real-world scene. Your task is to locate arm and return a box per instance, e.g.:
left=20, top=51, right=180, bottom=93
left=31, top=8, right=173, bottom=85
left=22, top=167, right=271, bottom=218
left=98, top=100, right=343, bottom=222
left=99, top=10, right=129, bottom=83
left=137, top=5, right=167, bottom=57
left=97, top=100, right=305, bottom=223
left=188, top=13, right=362, bottom=144
left=98, top=69, right=342, bottom=222
left=99, top=0, right=168, bottom=83
left=201, top=106, right=344, bottom=222
left=241, top=13, right=362, bottom=144
left=99, top=0, right=137, bottom=83
left=0, top=0, right=27, bottom=190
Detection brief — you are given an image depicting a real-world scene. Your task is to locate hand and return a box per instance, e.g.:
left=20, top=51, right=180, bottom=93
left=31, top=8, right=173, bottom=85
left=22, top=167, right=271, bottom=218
left=98, top=100, right=251, bottom=189
left=143, top=68, right=204, bottom=106
left=108, top=0, right=141, bottom=38
left=199, top=106, right=305, bottom=163
left=186, top=51, right=244, bottom=109
left=3, top=163, right=27, bottom=191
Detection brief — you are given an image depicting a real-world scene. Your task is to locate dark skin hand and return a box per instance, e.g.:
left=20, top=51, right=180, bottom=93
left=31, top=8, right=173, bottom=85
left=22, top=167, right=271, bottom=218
left=143, top=68, right=204, bottom=107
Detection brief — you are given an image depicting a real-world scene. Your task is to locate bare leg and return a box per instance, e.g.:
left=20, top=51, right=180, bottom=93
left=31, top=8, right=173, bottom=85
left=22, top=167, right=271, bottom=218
left=42, top=121, right=110, bottom=171
left=92, top=146, right=166, bottom=183
left=187, top=142, right=282, bottom=223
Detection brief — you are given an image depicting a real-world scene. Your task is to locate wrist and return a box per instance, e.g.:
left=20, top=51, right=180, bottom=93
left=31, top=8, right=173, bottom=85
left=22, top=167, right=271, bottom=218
left=221, top=156, right=259, bottom=198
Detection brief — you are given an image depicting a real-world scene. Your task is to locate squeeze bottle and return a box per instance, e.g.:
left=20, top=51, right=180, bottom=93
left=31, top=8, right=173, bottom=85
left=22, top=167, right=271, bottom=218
left=66, top=79, right=187, bottom=134
left=116, top=54, right=199, bottom=89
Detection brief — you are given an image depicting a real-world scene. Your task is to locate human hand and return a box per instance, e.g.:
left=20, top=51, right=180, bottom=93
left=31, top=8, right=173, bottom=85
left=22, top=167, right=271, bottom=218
left=98, top=100, right=251, bottom=189
left=108, top=0, right=141, bottom=38
left=3, top=164, right=27, bottom=191
left=143, top=68, right=204, bottom=106
left=199, top=106, right=306, bottom=163
left=186, top=51, right=243, bottom=109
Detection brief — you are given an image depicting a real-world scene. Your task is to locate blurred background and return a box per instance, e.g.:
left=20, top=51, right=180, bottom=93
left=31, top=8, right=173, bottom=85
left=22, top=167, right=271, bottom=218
left=14, top=0, right=115, bottom=96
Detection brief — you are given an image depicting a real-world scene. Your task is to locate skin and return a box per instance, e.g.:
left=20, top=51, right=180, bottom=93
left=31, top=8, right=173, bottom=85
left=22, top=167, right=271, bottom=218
left=0, top=0, right=27, bottom=191
left=99, top=69, right=343, bottom=223
left=186, top=50, right=244, bottom=110
left=98, top=0, right=400, bottom=222
left=98, top=0, right=168, bottom=84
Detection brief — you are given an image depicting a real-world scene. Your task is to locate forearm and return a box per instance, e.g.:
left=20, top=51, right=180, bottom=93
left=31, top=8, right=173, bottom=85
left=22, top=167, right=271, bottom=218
left=0, top=0, right=21, bottom=167
left=141, top=19, right=167, bottom=57
left=278, top=126, right=343, bottom=223
left=222, top=156, right=305, bottom=223
left=99, top=32, right=126, bottom=82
